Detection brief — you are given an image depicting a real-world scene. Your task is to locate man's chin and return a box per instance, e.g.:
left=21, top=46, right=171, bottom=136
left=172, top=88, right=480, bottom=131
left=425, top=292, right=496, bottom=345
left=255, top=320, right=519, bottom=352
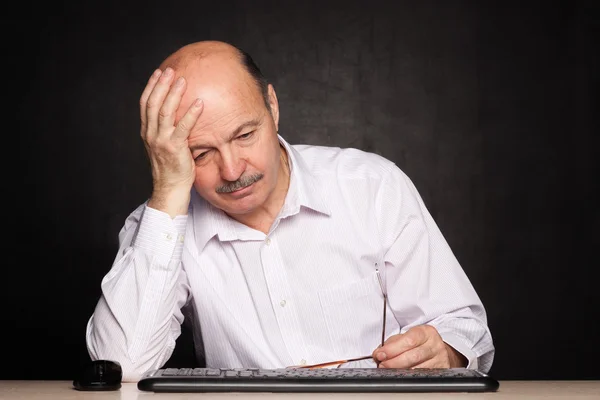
left=210, top=195, right=261, bottom=216
left=222, top=204, right=259, bottom=217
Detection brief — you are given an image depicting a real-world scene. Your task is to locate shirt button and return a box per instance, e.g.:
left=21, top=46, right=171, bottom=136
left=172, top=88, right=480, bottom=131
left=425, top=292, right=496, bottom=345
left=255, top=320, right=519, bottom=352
left=265, top=238, right=271, bottom=246
left=166, top=233, right=173, bottom=241
left=300, top=359, right=307, bottom=366
left=178, top=234, right=185, bottom=243
left=280, top=300, right=287, bottom=307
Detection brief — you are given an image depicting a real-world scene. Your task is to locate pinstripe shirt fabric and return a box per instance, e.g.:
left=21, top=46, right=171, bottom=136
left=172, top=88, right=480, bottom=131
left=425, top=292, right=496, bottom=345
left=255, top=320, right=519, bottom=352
left=86, top=135, right=495, bottom=382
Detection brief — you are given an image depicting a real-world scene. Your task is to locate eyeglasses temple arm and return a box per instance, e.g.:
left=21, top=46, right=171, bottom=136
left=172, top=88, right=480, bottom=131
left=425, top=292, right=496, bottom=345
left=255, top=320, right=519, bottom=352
left=376, top=268, right=387, bottom=348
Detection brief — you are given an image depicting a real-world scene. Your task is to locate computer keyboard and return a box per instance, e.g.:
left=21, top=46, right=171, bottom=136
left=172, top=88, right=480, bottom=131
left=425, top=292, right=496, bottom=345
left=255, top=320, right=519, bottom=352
left=137, top=367, right=500, bottom=393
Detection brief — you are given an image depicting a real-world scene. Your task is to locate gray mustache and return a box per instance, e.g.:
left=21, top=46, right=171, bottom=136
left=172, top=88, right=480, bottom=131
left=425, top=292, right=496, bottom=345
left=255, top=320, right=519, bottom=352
left=216, top=173, right=264, bottom=193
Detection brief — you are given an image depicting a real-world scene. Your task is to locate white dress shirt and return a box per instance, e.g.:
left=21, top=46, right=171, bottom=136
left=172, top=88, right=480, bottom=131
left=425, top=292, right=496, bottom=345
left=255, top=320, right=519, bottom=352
left=86, top=135, right=495, bottom=382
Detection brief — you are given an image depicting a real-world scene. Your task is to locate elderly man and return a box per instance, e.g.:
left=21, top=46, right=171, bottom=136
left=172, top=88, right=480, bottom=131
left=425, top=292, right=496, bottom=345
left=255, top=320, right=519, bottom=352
left=86, top=40, right=495, bottom=382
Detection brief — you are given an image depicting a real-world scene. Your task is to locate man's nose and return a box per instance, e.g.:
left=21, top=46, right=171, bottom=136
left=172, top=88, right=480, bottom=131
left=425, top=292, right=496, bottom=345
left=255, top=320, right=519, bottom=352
left=219, top=149, right=246, bottom=182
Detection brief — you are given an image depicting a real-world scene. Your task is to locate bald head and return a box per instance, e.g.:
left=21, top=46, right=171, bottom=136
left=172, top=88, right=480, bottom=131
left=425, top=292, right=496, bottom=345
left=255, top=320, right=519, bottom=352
left=159, top=41, right=238, bottom=72
left=159, top=41, right=271, bottom=119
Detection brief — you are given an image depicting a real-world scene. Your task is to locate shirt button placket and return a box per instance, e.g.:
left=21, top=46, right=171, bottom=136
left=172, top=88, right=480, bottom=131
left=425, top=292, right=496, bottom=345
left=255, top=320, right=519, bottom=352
left=261, top=235, right=306, bottom=364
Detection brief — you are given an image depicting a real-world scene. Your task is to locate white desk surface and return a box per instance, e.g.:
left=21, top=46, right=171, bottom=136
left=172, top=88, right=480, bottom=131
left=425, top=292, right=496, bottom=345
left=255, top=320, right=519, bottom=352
left=1, top=381, right=599, bottom=399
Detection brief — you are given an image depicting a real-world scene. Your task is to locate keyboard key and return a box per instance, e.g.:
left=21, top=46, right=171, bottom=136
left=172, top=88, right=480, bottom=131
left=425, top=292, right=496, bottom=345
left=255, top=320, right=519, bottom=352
left=205, top=369, right=221, bottom=376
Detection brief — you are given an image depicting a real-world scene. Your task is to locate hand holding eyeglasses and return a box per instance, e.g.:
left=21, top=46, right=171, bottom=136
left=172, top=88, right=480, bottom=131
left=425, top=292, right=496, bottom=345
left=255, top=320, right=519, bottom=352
left=372, top=325, right=468, bottom=369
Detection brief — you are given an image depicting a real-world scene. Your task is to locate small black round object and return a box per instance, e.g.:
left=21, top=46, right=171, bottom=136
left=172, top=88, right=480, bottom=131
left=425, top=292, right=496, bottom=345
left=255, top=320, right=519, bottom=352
left=73, top=359, right=122, bottom=391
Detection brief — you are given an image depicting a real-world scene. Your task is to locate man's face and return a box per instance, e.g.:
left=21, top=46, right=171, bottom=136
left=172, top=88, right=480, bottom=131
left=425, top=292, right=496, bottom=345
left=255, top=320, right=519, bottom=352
left=181, top=66, right=282, bottom=217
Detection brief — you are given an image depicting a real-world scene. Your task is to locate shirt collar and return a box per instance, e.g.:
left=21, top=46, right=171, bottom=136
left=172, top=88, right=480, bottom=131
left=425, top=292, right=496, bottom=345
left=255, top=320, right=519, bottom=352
left=278, top=134, right=331, bottom=218
left=191, top=134, right=331, bottom=251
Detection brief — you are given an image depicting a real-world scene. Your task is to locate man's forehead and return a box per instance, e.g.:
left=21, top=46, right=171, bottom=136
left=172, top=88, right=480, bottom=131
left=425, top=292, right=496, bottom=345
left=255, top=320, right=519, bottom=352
left=175, top=82, right=261, bottom=128
left=191, top=103, right=256, bottom=132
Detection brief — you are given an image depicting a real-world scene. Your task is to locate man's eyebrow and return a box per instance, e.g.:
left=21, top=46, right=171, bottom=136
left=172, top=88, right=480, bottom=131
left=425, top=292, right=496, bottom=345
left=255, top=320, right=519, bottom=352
left=189, top=119, right=261, bottom=151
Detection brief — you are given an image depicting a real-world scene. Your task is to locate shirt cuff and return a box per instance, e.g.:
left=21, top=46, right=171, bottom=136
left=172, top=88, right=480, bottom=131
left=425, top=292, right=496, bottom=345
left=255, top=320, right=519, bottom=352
left=438, top=331, right=479, bottom=371
left=132, top=205, right=188, bottom=266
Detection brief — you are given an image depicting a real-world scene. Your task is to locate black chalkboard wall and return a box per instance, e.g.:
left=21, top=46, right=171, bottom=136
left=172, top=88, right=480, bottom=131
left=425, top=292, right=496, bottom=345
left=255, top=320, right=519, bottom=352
left=8, top=0, right=598, bottom=381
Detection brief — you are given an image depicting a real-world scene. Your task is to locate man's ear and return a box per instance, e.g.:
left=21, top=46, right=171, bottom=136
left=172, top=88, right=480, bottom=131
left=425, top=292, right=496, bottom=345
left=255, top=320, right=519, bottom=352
left=267, top=84, right=280, bottom=131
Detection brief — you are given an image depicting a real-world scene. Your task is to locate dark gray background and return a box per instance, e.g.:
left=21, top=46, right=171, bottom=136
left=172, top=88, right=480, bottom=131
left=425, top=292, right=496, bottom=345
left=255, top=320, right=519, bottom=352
left=8, top=0, right=598, bottom=380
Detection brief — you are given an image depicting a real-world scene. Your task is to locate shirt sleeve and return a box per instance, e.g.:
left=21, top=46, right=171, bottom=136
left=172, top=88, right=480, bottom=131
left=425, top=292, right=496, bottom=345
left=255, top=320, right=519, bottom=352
left=86, top=203, right=192, bottom=382
left=375, top=165, right=495, bottom=373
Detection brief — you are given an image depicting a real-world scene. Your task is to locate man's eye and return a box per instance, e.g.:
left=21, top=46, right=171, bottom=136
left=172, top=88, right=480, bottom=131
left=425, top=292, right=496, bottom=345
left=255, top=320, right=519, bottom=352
left=195, top=151, right=209, bottom=161
left=238, top=132, right=254, bottom=140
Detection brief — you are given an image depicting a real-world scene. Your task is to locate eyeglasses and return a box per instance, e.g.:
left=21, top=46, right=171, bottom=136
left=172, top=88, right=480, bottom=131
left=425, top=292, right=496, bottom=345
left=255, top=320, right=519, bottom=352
left=287, top=268, right=388, bottom=369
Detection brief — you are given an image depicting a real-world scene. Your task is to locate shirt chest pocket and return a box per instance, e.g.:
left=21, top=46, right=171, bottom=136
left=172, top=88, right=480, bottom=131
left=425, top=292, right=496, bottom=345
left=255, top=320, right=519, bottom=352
left=317, top=272, right=386, bottom=358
